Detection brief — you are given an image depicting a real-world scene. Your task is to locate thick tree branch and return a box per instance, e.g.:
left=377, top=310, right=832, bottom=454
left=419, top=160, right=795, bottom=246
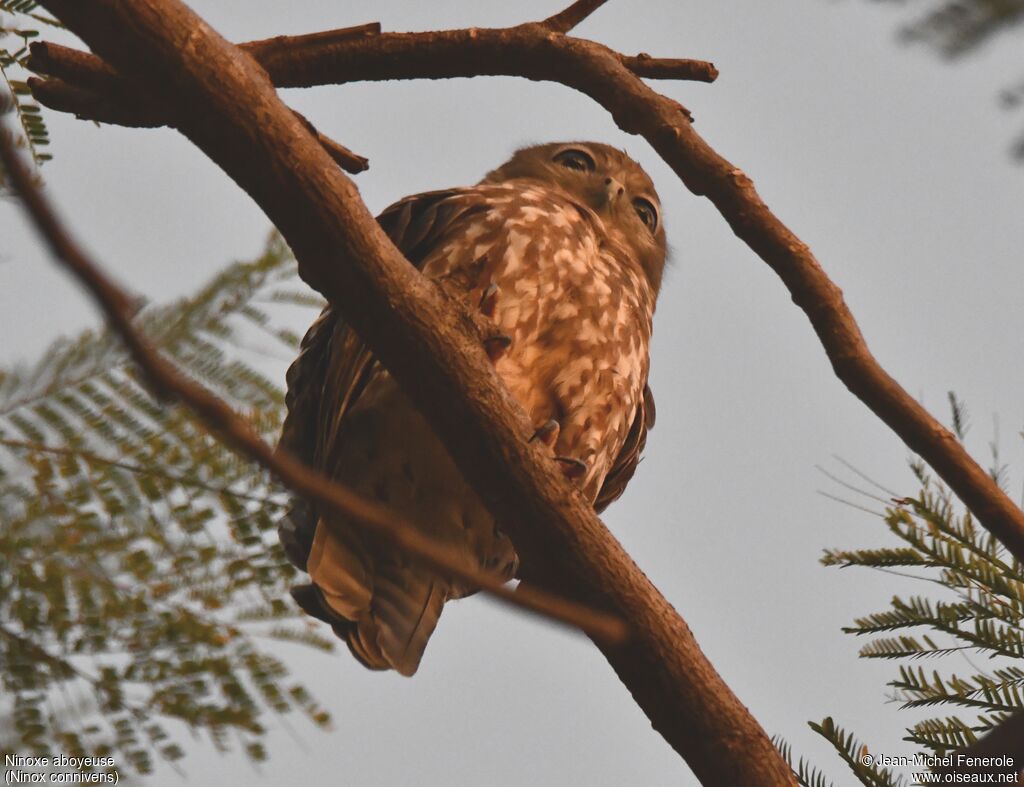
left=28, top=1, right=792, bottom=784
left=243, top=22, right=382, bottom=61
left=0, top=118, right=623, bottom=647
left=25, top=32, right=717, bottom=128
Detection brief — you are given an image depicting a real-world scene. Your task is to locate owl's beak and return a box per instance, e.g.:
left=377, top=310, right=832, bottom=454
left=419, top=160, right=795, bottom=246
left=604, top=177, right=625, bottom=205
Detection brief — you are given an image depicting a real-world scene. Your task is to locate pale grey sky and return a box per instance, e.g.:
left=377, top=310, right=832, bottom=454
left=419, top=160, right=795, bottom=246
left=3, top=1, right=1023, bottom=785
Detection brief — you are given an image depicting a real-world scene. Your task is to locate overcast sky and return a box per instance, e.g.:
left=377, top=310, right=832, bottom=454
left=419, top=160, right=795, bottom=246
left=3, top=1, right=1024, bottom=785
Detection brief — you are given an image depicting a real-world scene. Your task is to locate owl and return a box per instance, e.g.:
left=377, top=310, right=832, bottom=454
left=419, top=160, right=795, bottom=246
left=277, top=142, right=667, bottom=676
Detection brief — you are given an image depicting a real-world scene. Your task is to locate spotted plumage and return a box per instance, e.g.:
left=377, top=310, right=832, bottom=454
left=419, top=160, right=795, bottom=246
left=277, top=142, right=666, bottom=675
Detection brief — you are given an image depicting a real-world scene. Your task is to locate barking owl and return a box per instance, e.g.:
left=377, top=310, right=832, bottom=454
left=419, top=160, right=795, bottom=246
left=278, top=141, right=666, bottom=675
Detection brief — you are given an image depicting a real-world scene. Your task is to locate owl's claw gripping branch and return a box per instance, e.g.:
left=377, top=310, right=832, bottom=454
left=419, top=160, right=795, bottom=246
left=530, top=419, right=561, bottom=449
left=555, top=456, right=588, bottom=480
left=478, top=282, right=500, bottom=318
left=482, top=332, right=512, bottom=362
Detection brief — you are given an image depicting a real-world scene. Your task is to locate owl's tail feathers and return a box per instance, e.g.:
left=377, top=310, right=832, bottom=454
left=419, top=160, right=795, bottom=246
left=302, top=519, right=446, bottom=676
left=277, top=498, right=317, bottom=570
left=289, top=584, right=388, bottom=672
left=307, top=519, right=373, bottom=620
left=370, top=569, right=446, bottom=677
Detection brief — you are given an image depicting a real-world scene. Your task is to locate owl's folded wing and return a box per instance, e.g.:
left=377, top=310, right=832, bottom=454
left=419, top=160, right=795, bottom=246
left=594, top=383, right=655, bottom=513
left=276, top=187, right=492, bottom=564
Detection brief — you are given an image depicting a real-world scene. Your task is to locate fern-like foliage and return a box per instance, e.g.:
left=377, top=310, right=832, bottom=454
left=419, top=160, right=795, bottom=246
left=0, top=233, right=333, bottom=775
left=821, top=474, right=1024, bottom=758
left=809, top=718, right=905, bottom=787
left=776, top=397, right=1024, bottom=785
left=773, top=735, right=839, bottom=787
left=775, top=718, right=905, bottom=787
left=0, top=1, right=58, bottom=183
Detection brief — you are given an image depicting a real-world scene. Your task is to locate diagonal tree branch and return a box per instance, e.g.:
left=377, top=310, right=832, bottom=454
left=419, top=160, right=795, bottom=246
left=0, top=118, right=624, bottom=648
left=24, top=1, right=793, bottom=784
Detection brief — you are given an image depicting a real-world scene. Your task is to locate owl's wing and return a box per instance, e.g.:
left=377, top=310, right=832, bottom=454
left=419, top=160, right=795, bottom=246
left=276, top=188, right=490, bottom=566
left=593, top=384, right=656, bottom=513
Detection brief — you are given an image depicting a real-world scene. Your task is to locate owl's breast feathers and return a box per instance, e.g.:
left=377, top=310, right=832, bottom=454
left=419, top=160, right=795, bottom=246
left=416, top=184, right=655, bottom=501
left=277, top=183, right=657, bottom=675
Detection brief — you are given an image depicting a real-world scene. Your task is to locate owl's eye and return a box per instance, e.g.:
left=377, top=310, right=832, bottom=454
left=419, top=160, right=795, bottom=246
left=553, top=148, right=596, bottom=173
left=633, top=198, right=658, bottom=232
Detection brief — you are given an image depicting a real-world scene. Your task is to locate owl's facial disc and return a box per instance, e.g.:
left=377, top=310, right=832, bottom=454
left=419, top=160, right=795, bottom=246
left=480, top=141, right=668, bottom=293
left=548, top=144, right=661, bottom=237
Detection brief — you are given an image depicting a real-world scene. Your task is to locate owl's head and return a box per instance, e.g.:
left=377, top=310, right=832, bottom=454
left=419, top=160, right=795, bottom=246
left=481, top=141, right=667, bottom=294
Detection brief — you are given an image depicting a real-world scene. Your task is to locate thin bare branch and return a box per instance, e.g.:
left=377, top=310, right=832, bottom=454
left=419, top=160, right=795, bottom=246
left=0, top=120, right=624, bottom=647
left=621, top=53, right=718, bottom=82
left=243, top=21, right=382, bottom=60
left=290, top=109, right=368, bottom=172
left=542, top=0, right=610, bottom=33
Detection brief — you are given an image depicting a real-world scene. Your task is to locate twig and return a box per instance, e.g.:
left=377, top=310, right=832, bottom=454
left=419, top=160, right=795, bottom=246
left=622, top=53, right=718, bottom=82
left=0, top=119, right=625, bottom=647
left=243, top=22, right=382, bottom=60
left=290, top=109, right=367, bottom=173
left=542, top=0, right=610, bottom=33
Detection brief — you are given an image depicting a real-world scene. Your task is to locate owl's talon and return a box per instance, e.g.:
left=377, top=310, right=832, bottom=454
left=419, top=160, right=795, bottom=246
left=530, top=419, right=560, bottom=449
left=555, top=456, right=588, bottom=480
left=483, top=333, right=512, bottom=361
left=479, top=283, right=500, bottom=319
